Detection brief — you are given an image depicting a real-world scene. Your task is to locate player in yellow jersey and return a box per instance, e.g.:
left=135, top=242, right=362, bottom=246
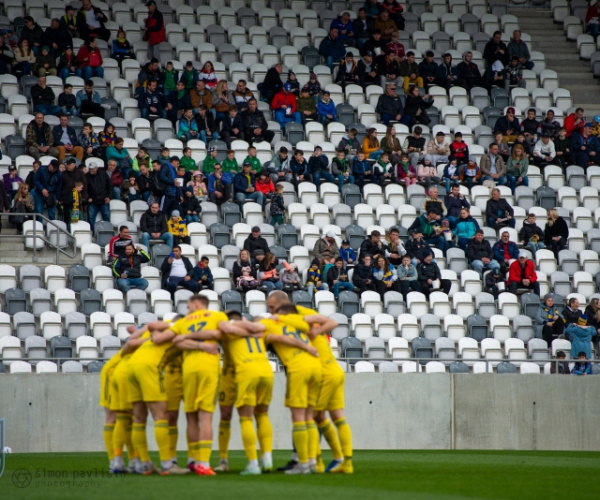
left=165, top=349, right=184, bottom=468
left=213, top=330, right=235, bottom=472
left=167, top=294, right=226, bottom=476
left=99, top=349, right=122, bottom=473
left=126, top=317, right=194, bottom=476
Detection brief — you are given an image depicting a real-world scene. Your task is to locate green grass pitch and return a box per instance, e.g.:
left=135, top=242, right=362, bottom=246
left=2, top=450, right=599, bottom=500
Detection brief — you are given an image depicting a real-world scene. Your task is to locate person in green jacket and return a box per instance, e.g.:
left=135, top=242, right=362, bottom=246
left=131, top=147, right=151, bottom=172
left=202, top=146, right=218, bottom=174
left=222, top=149, right=239, bottom=174
left=243, top=145, right=262, bottom=175
left=181, top=147, right=197, bottom=172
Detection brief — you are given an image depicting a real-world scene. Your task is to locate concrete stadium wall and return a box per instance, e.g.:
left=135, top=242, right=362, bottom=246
left=1, top=373, right=598, bottom=453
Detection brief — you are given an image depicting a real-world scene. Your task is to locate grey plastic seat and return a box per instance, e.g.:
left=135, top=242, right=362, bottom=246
left=301, top=46, right=320, bottom=69
left=449, top=361, right=469, bottom=373
left=277, top=224, right=299, bottom=249
left=25, top=335, right=47, bottom=362
left=513, top=315, right=535, bottom=343
left=333, top=204, right=352, bottom=229
left=550, top=271, right=572, bottom=297
left=62, top=360, right=84, bottom=373
left=447, top=247, right=469, bottom=274
left=210, top=223, right=231, bottom=249
left=467, top=314, right=488, bottom=342
left=340, top=337, right=363, bottom=364
left=379, top=361, right=399, bottom=373
left=51, top=336, right=73, bottom=359
left=206, top=24, right=227, bottom=46
left=421, top=314, right=443, bottom=342
left=497, top=361, right=517, bottom=374
left=292, top=290, right=313, bottom=309
left=201, top=201, right=220, bottom=227
left=475, top=292, right=496, bottom=319
left=336, top=103, right=356, bottom=127
left=221, top=245, right=240, bottom=272
left=5, top=134, right=26, bottom=158
left=365, top=337, right=386, bottom=364
left=412, top=337, right=434, bottom=365
left=68, top=265, right=91, bottom=293
left=137, top=312, right=158, bottom=326
left=29, top=288, right=52, bottom=317
left=14, top=311, right=37, bottom=340
left=100, top=336, right=121, bottom=359
left=339, top=290, right=360, bottom=317
left=19, top=264, right=42, bottom=293
left=151, top=244, right=173, bottom=269
left=65, top=312, right=88, bottom=339
left=5, top=287, right=27, bottom=315
left=384, top=291, right=405, bottom=317
left=221, top=290, right=243, bottom=312
left=341, top=184, right=362, bottom=209
left=126, top=289, right=149, bottom=317
left=330, top=313, right=350, bottom=341
left=80, top=288, right=102, bottom=316
left=344, top=225, right=365, bottom=251
left=94, top=220, right=115, bottom=248
left=87, top=360, right=104, bottom=373
left=536, top=186, right=557, bottom=210
left=269, top=245, right=287, bottom=261
left=285, top=122, right=304, bottom=146
left=436, top=337, right=458, bottom=365
left=521, top=293, right=540, bottom=319
left=558, top=250, right=579, bottom=276
left=221, top=202, right=242, bottom=227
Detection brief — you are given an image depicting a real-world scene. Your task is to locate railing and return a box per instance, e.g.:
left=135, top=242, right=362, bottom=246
left=0, top=212, right=78, bottom=265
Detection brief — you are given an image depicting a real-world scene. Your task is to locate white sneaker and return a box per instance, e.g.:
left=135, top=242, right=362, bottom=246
left=284, top=463, right=311, bottom=475
left=240, top=464, right=262, bottom=476
left=261, top=456, right=273, bottom=473
left=102, top=104, right=111, bottom=109
left=214, top=459, right=229, bottom=472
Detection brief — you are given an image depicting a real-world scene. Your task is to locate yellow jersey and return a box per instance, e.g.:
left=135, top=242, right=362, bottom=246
left=170, top=309, right=228, bottom=373
left=220, top=334, right=235, bottom=378
left=129, top=330, right=178, bottom=372
left=226, top=332, right=271, bottom=377
left=261, top=315, right=319, bottom=372
left=99, top=350, right=122, bottom=407
left=295, top=305, right=318, bottom=316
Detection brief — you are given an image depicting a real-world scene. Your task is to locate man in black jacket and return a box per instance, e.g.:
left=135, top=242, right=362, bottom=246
left=160, top=245, right=196, bottom=297
left=43, top=18, right=73, bottom=56
left=465, top=229, right=501, bottom=278
left=359, top=230, right=388, bottom=260
left=375, top=83, right=403, bottom=126
left=243, top=226, right=270, bottom=256
left=137, top=163, right=155, bottom=202
left=485, top=188, right=515, bottom=228
left=112, top=243, right=150, bottom=293
left=85, top=162, right=111, bottom=233
left=417, top=250, right=451, bottom=296
left=352, top=254, right=376, bottom=295
left=242, top=98, right=275, bottom=145
left=261, top=63, right=283, bottom=104
left=406, top=228, right=432, bottom=267
left=31, top=76, right=62, bottom=116
left=140, top=201, right=173, bottom=250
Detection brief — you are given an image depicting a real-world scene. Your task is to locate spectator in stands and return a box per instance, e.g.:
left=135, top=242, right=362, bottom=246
left=26, top=113, right=59, bottom=160
left=138, top=79, right=167, bottom=119
left=507, top=250, right=540, bottom=295
left=521, top=108, right=539, bottom=145
left=483, top=30, right=508, bottom=67
left=416, top=156, right=439, bottom=190
left=77, top=38, right=104, bottom=80
left=503, top=56, right=526, bottom=90
left=536, top=294, right=564, bottom=346
left=243, top=226, right=270, bottom=257
left=532, top=134, right=557, bottom=168
left=550, top=350, right=570, bottom=375
left=505, top=143, right=529, bottom=194
left=442, top=158, right=461, bottom=192
left=60, top=157, right=87, bottom=226
left=386, top=32, right=405, bottom=63
left=161, top=61, right=178, bottom=98
left=76, top=80, right=105, bottom=118
left=317, top=90, right=337, bottom=125
left=364, top=0, right=382, bottom=19
left=331, top=12, right=357, bottom=46
left=232, top=79, right=253, bottom=112
left=167, top=211, right=190, bottom=246
left=98, top=123, right=116, bottom=148
left=36, top=45, right=57, bottom=77
left=409, top=210, right=447, bottom=254
left=359, top=230, right=387, bottom=260
left=140, top=201, right=173, bottom=250
left=562, top=297, right=582, bottom=327
left=166, top=81, right=190, bottom=124
left=493, top=131, right=510, bottom=161
left=484, top=268, right=505, bottom=300
left=193, top=256, right=214, bottom=291
left=539, top=109, right=560, bottom=140
left=111, top=29, right=135, bottom=68
left=373, top=255, right=400, bottom=298
left=427, top=131, right=450, bottom=166
left=194, top=104, right=219, bottom=144
left=222, top=150, right=239, bottom=175
left=302, top=72, right=323, bottom=98
left=177, top=109, right=198, bottom=142
left=159, top=156, right=181, bottom=217
left=422, top=186, right=445, bottom=220
left=178, top=60, right=198, bottom=91
left=544, top=208, right=568, bottom=258
left=352, top=151, right=374, bottom=193
left=233, top=249, right=257, bottom=290
left=332, top=149, right=354, bottom=191
left=393, top=254, right=420, bottom=299
left=435, top=52, right=463, bottom=91
left=108, top=225, right=133, bottom=261
left=404, top=85, right=433, bottom=127
left=418, top=51, right=438, bottom=91
left=445, top=184, right=470, bottom=228
left=199, top=61, right=218, bottom=90
left=31, top=76, right=61, bottom=116
left=466, top=229, right=500, bottom=278
left=485, top=188, right=515, bottom=229
left=380, top=125, right=402, bottom=165
left=352, top=254, right=376, bottom=294
left=363, top=30, right=386, bottom=61
left=10, top=183, right=34, bottom=234
left=160, top=244, right=196, bottom=296
left=220, top=105, right=244, bottom=148
left=255, top=170, right=275, bottom=201
left=397, top=51, right=423, bottom=94
left=60, top=5, right=83, bottom=39
left=406, top=228, right=432, bottom=267
left=233, top=162, right=263, bottom=208
left=385, top=227, right=406, bottom=265
left=297, top=88, right=318, bottom=124
left=58, top=84, right=78, bottom=116
left=403, top=126, right=426, bottom=167
left=0, top=33, right=14, bottom=75
left=492, top=230, right=519, bottom=274
left=494, top=107, right=521, bottom=143
left=208, top=165, right=232, bottom=205
left=513, top=132, right=534, bottom=163
left=33, top=159, right=62, bottom=221
left=85, top=161, right=111, bottom=232
left=567, top=316, right=594, bottom=360
left=213, top=80, right=234, bottom=123
left=259, top=252, right=283, bottom=294
left=377, top=50, right=400, bottom=87
left=13, top=39, right=35, bottom=76
left=571, top=122, right=597, bottom=169
left=338, top=128, right=362, bottom=164
left=242, top=98, right=275, bottom=145
left=143, top=0, right=166, bottom=60
left=507, top=30, right=533, bottom=70
left=272, top=83, right=301, bottom=129
left=314, top=230, right=340, bottom=266
left=374, top=9, right=397, bottom=42
left=185, top=173, right=206, bottom=206
left=3, top=166, right=22, bottom=201
left=519, top=212, right=545, bottom=257
left=261, top=63, right=283, bottom=104
left=25, top=161, right=40, bottom=192
left=418, top=249, right=451, bottom=296
left=308, top=146, right=334, bottom=188
left=565, top=107, right=585, bottom=137
left=53, top=115, right=84, bottom=163
left=354, top=8, right=374, bottom=48
left=480, top=143, right=507, bottom=186
left=43, top=18, right=72, bottom=57
left=243, top=146, right=261, bottom=175
left=457, top=51, right=488, bottom=90
left=21, top=16, right=44, bottom=55
left=453, top=207, right=479, bottom=251
left=319, top=28, right=346, bottom=71
left=106, top=138, right=132, bottom=175
left=136, top=162, right=154, bottom=202
left=113, top=243, right=150, bottom=293
left=325, top=258, right=353, bottom=298
left=362, top=128, right=384, bottom=161
left=79, top=0, right=110, bottom=42
left=571, top=351, right=594, bottom=375
left=586, top=2, right=600, bottom=39
left=375, top=83, right=403, bottom=126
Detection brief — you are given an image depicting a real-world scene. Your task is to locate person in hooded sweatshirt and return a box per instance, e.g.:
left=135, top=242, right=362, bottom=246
left=417, top=249, right=451, bottom=296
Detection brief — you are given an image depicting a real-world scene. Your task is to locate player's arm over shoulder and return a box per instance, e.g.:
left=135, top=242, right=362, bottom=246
left=266, top=333, right=319, bottom=357
left=303, top=314, right=339, bottom=339
left=173, top=338, right=219, bottom=354
left=219, top=318, right=266, bottom=337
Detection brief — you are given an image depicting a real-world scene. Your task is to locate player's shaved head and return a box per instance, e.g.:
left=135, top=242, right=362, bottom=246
left=266, top=290, right=290, bottom=314
left=276, top=303, right=298, bottom=315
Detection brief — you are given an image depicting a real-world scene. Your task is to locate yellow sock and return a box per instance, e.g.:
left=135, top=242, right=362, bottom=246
left=318, top=418, right=343, bottom=460
left=255, top=412, right=273, bottom=454
left=189, top=441, right=201, bottom=462
left=132, top=423, right=150, bottom=463
left=240, top=417, right=257, bottom=462
left=292, top=422, right=308, bottom=464
left=124, top=417, right=136, bottom=460
left=199, top=440, right=212, bottom=465
left=334, top=417, right=353, bottom=461
left=112, top=415, right=128, bottom=457
left=218, top=421, right=231, bottom=460
left=103, top=424, right=115, bottom=461
left=307, top=420, right=319, bottom=461
left=154, top=420, right=171, bottom=462
left=169, top=426, right=178, bottom=458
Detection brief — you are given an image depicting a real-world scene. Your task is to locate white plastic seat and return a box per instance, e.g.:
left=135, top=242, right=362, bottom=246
left=76, top=336, right=99, bottom=364
left=151, top=289, right=173, bottom=317
left=360, top=290, right=383, bottom=318
left=458, top=337, right=480, bottom=365
left=397, top=313, right=420, bottom=342
left=103, top=289, right=125, bottom=317
left=245, top=289, right=266, bottom=316
left=406, top=291, right=428, bottom=317
left=54, top=288, right=77, bottom=317
left=388, top=337, right=411, bottom=361
left=114, top=312, right=136, bottom=341
left=481, top=338, right=503, bottom=367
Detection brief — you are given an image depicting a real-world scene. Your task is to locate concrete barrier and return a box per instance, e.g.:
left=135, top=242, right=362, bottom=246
left=0, top=373, right=598, bottom=453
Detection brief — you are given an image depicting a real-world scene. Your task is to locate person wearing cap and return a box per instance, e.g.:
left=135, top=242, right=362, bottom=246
left=242, top=98, right=275, bottom=145
left=535, top=294, right=565, bottom=346
left=507, top=30, right=533, bottom=70
left=158, top=155, right=181, bottom=217
left=397, top=51, right=423, bottom=94
left=85, top=160, right=111, bottom=233
left=31, top=76, right=62, bottom=116
left=36, top=45, right=58, bottom=77
left=335, top=52, right=361, bottom=90
left=271, top=83, right=301, bottom=129
left=507, top=250, right=539, bottom=296
left=435, top=53, right=463, bottom=91
left=492, top=230, right=519, bottom=275
left=33, top=159, right=63, bottom=222
left=314, top=230, right=340, bottom=266
left=243, top=226, right=270, bottom=260
left=53, top=114, right=85, bottom=163
left=375, top=83, right=403, bottom=126
left=493, top=107, right=521, bottom=143
left=140, top=201, right=173, bottom=251
left=167, top=210, right=190, bottom=246
left=233, top=162, right=263, bottom=208
left=3, top=166, right=23, bottom=201
left=570, top=121, right=598, bottom=169
left=254, top=170, right=275, bottom=201
left=353, top=8, right=374, bottom=48
left=339, top=239, right=357, bottom=267
left=78, top=0, right=110, bottom=42
left=43, top=18, right=73, bottom=57
left=319, top=27, right=346, bottom=70
left=143, top=0, right=166, bottom=60
left=466, top=229, right=500, bottom=278
left=61, top=5, right=84, bottom=39
left=26, top=113, right=60, bottom=160
left=417, top=249, right=451, bottom=297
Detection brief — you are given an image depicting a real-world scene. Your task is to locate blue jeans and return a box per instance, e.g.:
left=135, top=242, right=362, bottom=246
left=117, top=277, right=148, bottom=293
left=141, top=232, right=173, bottom=250
left=447, top=216, right=459, bottom=229
left=33, top=190, right=57, bottom=222
left=324, top=56, right=336, bottom=70
left=307, top=283, right=329, bottom=295
left=487, top=216, right=516, bottom=228
left=507, top=175, right=528, bottom=194
left=368, top=149, right=384, bottom=161
left=482, top=175, right=507, bottom=186
left=313, top=171, right=335, bottom=188
left=199, top=130, right=219, bottom=143
left=59, top=68, right=82, bottom=81
left=263, top=279, right=283, bottom=294
left=179, top=132, right=197, bottom=141
left=235, top=191, right=264, bottom=208
left=274, top=109, right=301, bottom=129
left=34, top=104, right=62, bottom=115
left=60, top=106, right=78, bottom=116
left=526, top=241, right=545, bottom=257
left=82, top=66, right=104, bottom=80
left=141, top=107, right=167, bottom=119
left=87, top=203, right=110, bottom=233
left=471, top=259, right=500, bottom=277
left=14, top=61, right=33, bottom=75
left=338, top=173, right=355, bottom=191
left=425, top=235, right=447, bottom=253
left=319, top=115, right=338, bottom=125
left=166, top=276, right=198, bottom=295
left=333, top=281, right=354, bottom=297
left=185, top=214, right=199, bottom=224
left=380, top=113, right=397, bottom=125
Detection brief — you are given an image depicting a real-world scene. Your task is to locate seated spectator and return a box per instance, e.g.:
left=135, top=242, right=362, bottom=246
left=375, top=83, right=403, bottom=126
left=339, top=239, right=357, bottom=268
left=26, top=113, right=59, bottom=160
left=385, top=227, right=406, bottom=265
left=267, top=146, right=292, bottom=184
left=435, top=52, right=463, bottom=91
left=397, top=153, right=417, bottom=187
left=53, top=114, right=84, bottom=163
left=571, top=352, right=594, bottom=375
left=162, top=61, right=180, bottom=102
left=77, top=38, right=104, bottom=80
left=338, top=128, right=362, bottom=163
left=232, top=249, right=257, bottom=290
left=408, top=209, right=447, bottom=254
left=309, top=146, right=334, bottom=188
left=222, top=150, right=239, bottom=176
left=484, top=268, right=505, bottom=300
left=504, top=56, right=526, bottom=91
left=406, top=228, right=432, bottom=267
left=362, top=128, right=384, bottom=161
left=13, top=39, right=35, bottom=76
left=3, top=166, right=22, bottom=200
left=182, top=185, right=202, bottom=223
left=460, top=159, right=482, bottom=189
left=507, top=30, right=534, bottom=70
left=242, top=98, right=275, bottom=145
left=442, top=159, right=461, bottom=193
left=352, top=151, right=374, bottom=193
left=356, top=51, right=379, bottom=88
left=513, top=132, right=534, bottom=163
left=403, top=85, right=433, bottom=127
left=199, top=61, right=218, bottom=90
left=272, top=83, right=301, bottom=129
left=325, top=258, right=353, bottom=298
left=521, top=108, right=539, bottom=145
left=121, top=175, right=141, bottom=204
left=570, top=122, right=597, bottom=169
left=167, top=211, right=190, bottom=246
left=418, top=51, right=438, bottom=91
left=556, top=127, right=575, bottom=167
left=213, top=80, right=234, bottom=124
left=259, top=252, right=283, bottom=294
left=160, top=245, right=196, bottom=296
left=374, top=152, right=395, bottom=186
left=319, top=28, right=346, bottom=70
left=332, top=11, right=357, bottom=46
left=233, top=163, right=263, bottom=207
left=106, top=159, right=124, bottom=200
left=565, top=107, right=586, bottom=137
left=374, top=9, right=397, bottom=42
left=539, top=109, right=561, bottom=139
left=363, top=29, right=385, bottom=58
left=178, top=60, right=198, bottom=91
left=108, top=225, right=133, bottom=261
left=352, top=254, right=376, bottom=294
left=36, top=45, right=57, bottom=77
left=373, top=255, right=400, bottom=298
left=354, top=8, right=374, bottom=47
left=58, top=84, right=78, bottom=117
left=98, top=123, right=116, bottom=148
left=466, top=229, right=500, bottom=278
left=418, top=249, right=451, bottom=296
left=335, top=51, right=362, bottom=89
left=422, top=186, right=445, bottom=220
left=317, top=90, right=337, bottom=125
left=505, top=144, right=529, bottom=194
left=480, top=143, right=507, bottom=186
left=297, top=88, right=318, bottom=124
left=445, top=184, right=470, bottom=228
left=332, top=149, right=355, bottom=191
left=132, top=147, right=152, bottom=175
left=106, top=138, right=132, bottom=175
left=416, top=155, right=439, bottom=191
left=314, top=230, right=340, bottom=266
left=255, top=171, right=275, bottom=201
left=453, top=207, right=479, bottom=250
left=519, top=212, right=545, bottom=257
left=359, top=230, right=388, bottom=260
left=192, top=256, right=214, bottom=291
left=507, top=250, right=540, bottom=295
left=208, top=165, right=232, bottom=205
left=140, top=201, right=174, bottom=250
left=492, top=230, right=519, bottom=274
left=261, top=63, right=283, bottom=104
left=290, top=149, right=312, bottom=188
left=232, top=79, right=254, bottom=112
left=427, top=131, right=450, bottom=166
left=483, top=31, right=508, bottom=67
left=551, top=350, right=570, bottom=375
left=457, top=51, right=488, bottom=90
left=493, top=131, right=511, bottom=161
left=31, top=76, right=62, bottom=115
left=532, top=134, right=556, bottom=168
left=385, top=32, right=405, bottom=63
left=536, top=294, right=564, bottom=346
left=494, top=107, right=521, bottom=143
left=397, top=51, right=423, bottom=94
left=584, top=298, right=600, bottom=353
left=138, top=79, right=167, bottom=119
left=111, top=28, right=135, bottom=67
left=0, top=33, right=14, bottom=75
left=449, top=132, right=470, bottom=166
left=562, top=297, right=582, bottom=327
left=394, top=254, right=420, bottom=300
left=380, top=124, right=402, bottom=165
left=486, top=188, right=515, bottom=229
left=112, top=244, right=150, bottom=293
left=305, top=258, right=327, bottom=295
left=190, top=80, right=213, bottom=117
left=544, top=208, right=568, bottom=258
left=220, top=105, right=244, bottom=148
left=76, top=79, right=105, bottom=118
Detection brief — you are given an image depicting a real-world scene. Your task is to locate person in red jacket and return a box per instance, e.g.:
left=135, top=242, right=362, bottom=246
left=271, top=82, right=301, bottom=129
left=586, top=2, right=600, bottom=39
left=109, top=225, right=133, bottom=261
left=564, top=107, right=585, bottom=137
left=507, top=250, right=540, bottom=296
left=77, top=38, right=104, bottom=80
left=143, top=0, right=165, bottom=60
left=254, top=171, right=275, bottom=201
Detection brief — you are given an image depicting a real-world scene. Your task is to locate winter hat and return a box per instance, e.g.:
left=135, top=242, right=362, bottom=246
left=578, top=315, right=588, bottom=325
left=311, top=258, right=321, bottom=267
left=283, top=82, right=292, bottom=92
left=171, top=210, right=180, bottom=217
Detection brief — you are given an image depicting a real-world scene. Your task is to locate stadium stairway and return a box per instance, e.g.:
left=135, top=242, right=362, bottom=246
left=512, top=6, right=600, bottom=118
left=0, top=226, right=80, bottom=267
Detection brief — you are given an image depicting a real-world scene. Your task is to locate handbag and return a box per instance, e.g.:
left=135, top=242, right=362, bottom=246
left=9, top=203, right=25, bottom=226
left=45, top=193, right=56, bottom=208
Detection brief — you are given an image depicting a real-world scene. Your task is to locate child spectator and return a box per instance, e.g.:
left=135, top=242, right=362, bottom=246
left=236, top=266, right=258, bottom=290
left=442, top=158, right=461, bottom=192
left=255, top=171, right=275, bottom=200
left=222, top=149, right=239, bottom=175
left=571, top=352, right=593, bottom=375
left=187, top=171, right=208, bottom=201
left=352, top=151, right=373, bottom=193
left=554, top=127, right=572, bottom=167
left=281, top=262, right=302, bottom=291
left=180, top=147, right=197, bottom=173
left=181, top=186, right=201, bottom=223
left=302, top=72, right=322, bottom=99
left=417, top=155, right=439, bottom=191
left=268, top=146, right=292, bottom=184
left=567, top=316, right=594, bottom=361
left=98, top=123, right=116, bottom=147
left=37, top=45, right=57, bottom=76
left=317, top=90, right=337, bottom=124
left=162, top=61, right=178, bottom=97
left=58, top=46, right=80, bottom=81
left=450, top=132, right=469, bottom=165
left=306, top=258, right=329, bottom=295
left=297, top=88, right=318, bottom=124
left=338, top=128, right=361, bottom=164
left=195, top=104, right=219, bottom=143
left=193, top=256, right=214, bottom=290
left=78, top=122, right=100, bottom=159
left=220, top=105, right=244, bottom=148
left=132, top=147, right=151, bottom=174
left=111, top=29, right=135, bottom=68
left=460, top=160, right=481, bottom=189
left=269, top=183, right=286, bottom=226
left=551, top=350, right=570, bottom=375
left=484, top=268, right=505, bottom=299
left=203, top=147, right=219, bottom=175
left=66, top=180, right=84, bottom=230
left=373, top=151, right=396, bottom=186
left=397, top=153, right=417, bottom=186
left=167, top=210, right=190, bottom=245
left=58, top=84, right=77, bottom=116
left=339, top=239, right=357, bottom=267
left=243, top=145, right=262, bottom=175
left=332, top=149, right=355, bottom=192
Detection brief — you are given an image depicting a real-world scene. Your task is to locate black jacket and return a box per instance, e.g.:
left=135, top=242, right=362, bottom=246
left=242, top=109, right=269, bottom=139
left=243, top=235, right=270, bottom=257
left=444, top=193, right=470, bottom=218
left=160, top=256, right=194, bottom=287
left=375, top=93, right=403, bottom=117
left=485, top=198, right=514, bottom=221
left=43, top=26, right=73, bottom=53
left=140, top=209, right=167, bottom=234
left=112, top=249, right=150, bottom=279
left=85, top=170, right=111, bottom=206
left=262, top=67, right=283, bottom=103
left=406, top=238, right=431, bottom=262
left=181, top=195, right=201, bottom=215
left=359, top=237, right=388, bottom=259
left=418, top=261, right=441, bottom=283
left=561, top=306, right=582, bottom=325
left=31, top=85, right=56, bottom=106
left=352, top=262, right=373, bottom=288
left=466, top=238, right=494, bottom=262
left=232, top=259, right=255, bottom=283
left=61, top=169, right=88, bottom=204
left=544, top=217, right=569, bottom=245
left=518, top=221, right=544, bottom=244
left=327, top=264, right=349, bottom=289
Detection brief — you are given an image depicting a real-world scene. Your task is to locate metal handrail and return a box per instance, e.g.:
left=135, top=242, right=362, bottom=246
left=0, top=212, right=78, bottom=265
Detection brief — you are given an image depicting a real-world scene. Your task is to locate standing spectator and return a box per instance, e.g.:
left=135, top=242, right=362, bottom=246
left=418, top=250, right=451, bottom=296
left=272, top=83, right=301, bottom=129
left=161, top=61, right=178, bottom=98
left=179, top=60, right=199, bottom=91
left=492, top=230, right=519, bottom=274
left=309, top=147, right=334, bottom=188
left=536, top=294, right=564, bottom=346
left=506, top=144, right=529, bottom=194
left=160, top=245, right=196, bottom=296
left=36, top=46, right=57, bottom=77
left=25, top=161, right=41, bottom=192
left=483, top=30, right=508, bottom=67
left=138, top=79, right=168, bottom=119
left=376, top=83, right=403, bottom=126
left=53, top=114, right=84, bottom=163
left=352, top=254, right=376, bottom=294
left=466, top=229, right=500, bottom=278
left=313, top=231, right=340, bottom=266
left=485, top=188, right=515, bottom=229
left=480, top=143, right=507, bottom=186
left=403, top=85, right=433, bottom=127
left=242, top=98, right=275, bottom=145
left=319, top=28, right=346, bottom=70
left=76, top=80, right=105, bottom=118
left=112, top=29, right=135, bottom=67
left=159, top=156, right=180, bottom=217
left=453, top=207, right=479, bottom=250
left=566, top=317, right=594, bottom=361
left=79, top=0, right=110, bottom=42
left=564, top=107, right=586, bottom=137
left=60, top=158, right=87, bottom=227
left=26, top=113, right=59, bottom=160
left=233, top=162, right=263, bottom=208
left=10, top=183, right=34, bottom=235
left=140, top=201, right=173, bottom=249
left=192, top=256, right=214, bottom=291
left=544, top=208, right=568, bottom=258
left=112, top=244, right=150, bottom=293
left=519, top=212, right=545, bottom=257
left=261, top=63, right=283, bottom=105
left=85, top=162, right=111, bottom=233
left=77, top=38, right=104, bottom=80
left=507, top=250, right=540, bottom=295
left=31, top=76, right=62, bottom=115
left=33, top=159, right=63, bottom=221
left=507, top=30, right=533, bottom=70
left=142, top=0, right=165, bottom=60
left=269, top=184, right=286, bottom=226
left=108, top=225, right=133, bottom=261
left=13, top=39, right=36, bottom=76
left=570, top=122, right=597, bottom=169
left=586, top=2, right=600, bottom=39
